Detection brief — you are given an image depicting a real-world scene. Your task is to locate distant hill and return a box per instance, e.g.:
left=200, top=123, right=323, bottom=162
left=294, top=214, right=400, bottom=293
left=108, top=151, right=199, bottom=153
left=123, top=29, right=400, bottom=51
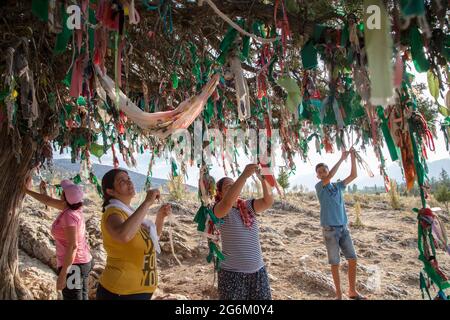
left=352, top=158, right=450, bottom=190
left=45, top=159, right=198, bottom=193
left=292, top=158, right=450, bottom=191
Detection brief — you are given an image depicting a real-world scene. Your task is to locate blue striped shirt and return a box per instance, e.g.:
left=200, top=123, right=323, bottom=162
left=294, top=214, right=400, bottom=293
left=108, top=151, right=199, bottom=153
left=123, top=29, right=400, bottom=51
left=315, top=180, right=348, bottom=227
left=216, top=200, right=264, bottom=273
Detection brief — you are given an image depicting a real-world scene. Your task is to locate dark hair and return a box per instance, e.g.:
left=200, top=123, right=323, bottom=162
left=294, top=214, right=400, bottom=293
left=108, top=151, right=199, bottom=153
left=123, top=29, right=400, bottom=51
left=101, top=169, right=127, bottom=212
left=315, top=163, right=329, bottom=172
left=216, top=177, right=228, bottom=192
left=61, top=192, right=83, bottom=210
left=214, top=177, right=233, bottom=203
left=68, top=202, right=83, bottom=210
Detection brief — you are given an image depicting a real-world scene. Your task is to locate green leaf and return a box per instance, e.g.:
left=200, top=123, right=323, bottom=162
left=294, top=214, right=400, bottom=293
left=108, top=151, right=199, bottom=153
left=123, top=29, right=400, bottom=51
left=445, top=90, right=450, bottom=110
left=203, top=99, right=214, bottom=124
left=77, top=96, right=86, bottom=106
left=438, top=104, right=449, bottom=117
left=427, top=70, right=439, bottom=100
left=285, top=0, right=300, bottom=14
left=62, top=68, right=72, bottom=87
left=64, top=104, right=73, bottom=114
left=0, top=91, right=9, bottom=102
left=73, top=136, right=87, bottom=148
left=72, top=174, right=82, bottom=185
left=90, top=143, right=105, bottom=158
left=276, top=76, right=302, bottom=113
left=171, top=73, right=179, bottom=89
left=171, top=159, right=178, bottom=177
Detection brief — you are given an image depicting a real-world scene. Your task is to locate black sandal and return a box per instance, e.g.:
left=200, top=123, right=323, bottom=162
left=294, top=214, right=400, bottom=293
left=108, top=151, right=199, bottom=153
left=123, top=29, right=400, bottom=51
left=348, top=294, right=367, bottom=300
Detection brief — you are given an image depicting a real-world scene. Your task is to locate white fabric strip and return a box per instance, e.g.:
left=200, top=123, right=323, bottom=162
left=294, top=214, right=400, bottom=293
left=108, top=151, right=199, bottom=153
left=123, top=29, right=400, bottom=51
left=105, top=199, right=161, bottom=254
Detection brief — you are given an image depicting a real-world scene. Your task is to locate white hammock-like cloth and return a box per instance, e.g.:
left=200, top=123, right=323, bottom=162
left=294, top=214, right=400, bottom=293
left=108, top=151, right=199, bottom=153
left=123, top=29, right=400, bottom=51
left=95, top=65, right=220, bottom=138
left=198, top=0, right=278, bottom=44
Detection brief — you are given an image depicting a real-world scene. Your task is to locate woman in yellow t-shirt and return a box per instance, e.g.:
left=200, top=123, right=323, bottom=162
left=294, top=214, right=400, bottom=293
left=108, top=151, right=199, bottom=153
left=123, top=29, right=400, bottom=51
left=96, top=169, right=171, bottom=300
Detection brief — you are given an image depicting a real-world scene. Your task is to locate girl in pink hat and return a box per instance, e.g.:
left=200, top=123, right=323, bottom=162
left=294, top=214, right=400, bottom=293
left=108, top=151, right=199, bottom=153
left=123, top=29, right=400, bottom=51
left=24, top=178, right=93, bottom=300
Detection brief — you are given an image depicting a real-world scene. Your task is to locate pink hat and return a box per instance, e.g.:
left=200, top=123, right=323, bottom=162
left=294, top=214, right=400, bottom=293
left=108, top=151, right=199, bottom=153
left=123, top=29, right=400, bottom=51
left=60, top=180, right=84, bottom=205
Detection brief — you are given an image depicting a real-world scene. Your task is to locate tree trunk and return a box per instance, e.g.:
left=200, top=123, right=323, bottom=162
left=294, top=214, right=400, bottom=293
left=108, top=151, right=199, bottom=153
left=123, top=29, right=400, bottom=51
left=0, top=124, right=34, bottom=299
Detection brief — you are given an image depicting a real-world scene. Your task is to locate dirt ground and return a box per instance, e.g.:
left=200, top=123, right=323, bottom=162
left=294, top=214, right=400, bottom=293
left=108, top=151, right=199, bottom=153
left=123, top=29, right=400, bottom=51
left=19, top=192, right=450, bottom=300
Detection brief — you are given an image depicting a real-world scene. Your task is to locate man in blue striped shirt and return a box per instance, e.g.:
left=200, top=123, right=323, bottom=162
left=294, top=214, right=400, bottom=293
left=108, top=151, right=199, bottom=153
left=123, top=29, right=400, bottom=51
left=315, top=148, right=366, bottom=300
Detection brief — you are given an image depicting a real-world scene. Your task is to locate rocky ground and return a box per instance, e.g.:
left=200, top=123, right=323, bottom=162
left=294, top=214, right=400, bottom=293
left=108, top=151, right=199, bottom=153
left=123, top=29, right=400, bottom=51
left=17, top=192, right=450, bottom=300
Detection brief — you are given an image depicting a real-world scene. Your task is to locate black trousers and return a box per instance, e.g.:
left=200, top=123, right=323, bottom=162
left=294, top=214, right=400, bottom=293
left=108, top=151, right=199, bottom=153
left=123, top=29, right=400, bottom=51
left=96, top=283, right=153, bottom=300
left=58, top=260, right=93, bottom=300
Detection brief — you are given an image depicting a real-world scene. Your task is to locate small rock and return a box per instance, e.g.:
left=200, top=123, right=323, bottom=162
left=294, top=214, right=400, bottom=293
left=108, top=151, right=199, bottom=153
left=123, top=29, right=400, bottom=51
left=298, top=255, right=313, bottom=268
left=291, top=269, right=335, bottom=296
left=268, top=273, right=278, bottom=281
left=284, top=227, right=303, bottom=237
left=376, top=233, right=400, bottom=243
left=83, top=198, right=97, bottom=207
left=260, top=226, right=279, bottom=234
left=386, top=284, right=408, bottom=298
left=356, top=281, right=376, bottom=294
left=311, top=248, right=326, bottom=258
left=153, top=293, right=189, bottom=300
left=390, top=252, right=402, bottom=262
left=438, top=212, right=449, bottom=223
left=272, top=201, right=304, bottom=213
left=169, top=202, right=195, bottom=216
left=360, top=249, right=378, bottom=258
left=269, top=238, right=285, bottom=247
left=401, top=216, right=416, bottom=224
left=159, top=229, right=187, bottom=243
left=401, top=273, right=419, bottom=286
left=400, top=238, right=417, bottom=248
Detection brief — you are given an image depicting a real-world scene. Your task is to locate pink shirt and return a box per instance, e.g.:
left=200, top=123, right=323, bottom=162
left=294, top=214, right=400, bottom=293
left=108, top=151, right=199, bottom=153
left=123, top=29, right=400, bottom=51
left=51, top=208, right=92, bottom=268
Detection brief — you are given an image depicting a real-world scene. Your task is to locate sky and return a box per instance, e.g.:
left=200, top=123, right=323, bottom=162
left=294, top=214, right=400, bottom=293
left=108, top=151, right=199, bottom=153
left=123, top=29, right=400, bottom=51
left=54, top=69, right=450, bottom=190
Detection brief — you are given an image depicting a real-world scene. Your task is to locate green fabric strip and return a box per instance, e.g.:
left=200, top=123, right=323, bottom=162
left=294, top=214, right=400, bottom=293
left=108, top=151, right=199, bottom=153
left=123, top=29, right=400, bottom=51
left=216, top=23, right=239, bottom=65
left=377, top=106, right=398, bottom=161
left=408, top=122, right=425, bottom=204
left=410, top=26, right=430, bottom=73
left=418, top=224, right=450, bottom=291
left=54, top=4, right=73, bottom=54
left=32, top=0, right=49, bottom=21
left=88, top=8, right=96, bottom=56
left=400, top=0, right=425, bottom=17
left=241, top=34, right=250, bottom=61
left=301, top=40, right=318, bottom=70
